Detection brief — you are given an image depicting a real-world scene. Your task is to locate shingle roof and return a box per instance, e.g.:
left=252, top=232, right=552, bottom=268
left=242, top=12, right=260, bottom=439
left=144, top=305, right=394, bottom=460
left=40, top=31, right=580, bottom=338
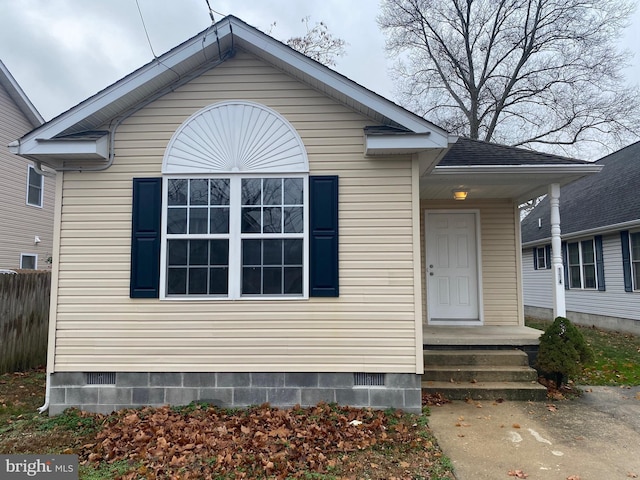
left=439, top=137, right=586, bottom=166
left=521, top=141, right=640, bottom=243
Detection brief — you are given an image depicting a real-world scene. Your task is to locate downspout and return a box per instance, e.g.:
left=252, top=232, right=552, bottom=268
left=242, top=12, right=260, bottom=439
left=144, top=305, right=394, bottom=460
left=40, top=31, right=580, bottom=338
left=33, top=49, right=234, bottom=414
left=38, top=374, right=51, bottom=414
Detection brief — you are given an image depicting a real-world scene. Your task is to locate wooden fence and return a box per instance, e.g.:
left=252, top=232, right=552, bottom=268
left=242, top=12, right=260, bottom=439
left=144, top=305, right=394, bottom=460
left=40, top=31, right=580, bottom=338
left=0, top=272, right=50, bottom=373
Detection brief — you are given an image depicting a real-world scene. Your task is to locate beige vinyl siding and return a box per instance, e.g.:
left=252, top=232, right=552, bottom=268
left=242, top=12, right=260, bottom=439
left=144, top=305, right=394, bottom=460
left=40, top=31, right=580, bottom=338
left=0, top=83, right=54, bottom=270
left=52, top=51, right=420, bottom=373
left=420, top=199, right=521, bottom=326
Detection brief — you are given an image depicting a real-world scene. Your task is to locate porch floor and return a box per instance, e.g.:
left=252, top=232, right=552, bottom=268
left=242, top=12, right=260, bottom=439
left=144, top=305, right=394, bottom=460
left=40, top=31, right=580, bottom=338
left=423, top=325, right=543, bottom=347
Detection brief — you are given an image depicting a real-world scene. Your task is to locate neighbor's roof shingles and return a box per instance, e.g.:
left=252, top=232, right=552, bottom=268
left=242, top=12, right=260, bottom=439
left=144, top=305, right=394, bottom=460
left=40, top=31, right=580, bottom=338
left=521, top=141, right=640, bottom=243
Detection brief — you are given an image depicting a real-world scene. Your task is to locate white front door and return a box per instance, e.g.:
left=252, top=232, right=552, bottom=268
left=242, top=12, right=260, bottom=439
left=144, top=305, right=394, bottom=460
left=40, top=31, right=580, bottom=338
left=425, top=211, right=481, bottom=324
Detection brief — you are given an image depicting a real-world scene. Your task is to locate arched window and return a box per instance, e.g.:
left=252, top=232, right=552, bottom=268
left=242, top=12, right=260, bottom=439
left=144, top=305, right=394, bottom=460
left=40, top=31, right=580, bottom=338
left=160, top=101, right=309, bottom=298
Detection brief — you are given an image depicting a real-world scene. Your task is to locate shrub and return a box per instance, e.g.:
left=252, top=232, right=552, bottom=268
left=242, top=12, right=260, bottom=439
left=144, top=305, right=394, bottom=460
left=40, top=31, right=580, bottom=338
left=536, top=316, right=593, bottom=388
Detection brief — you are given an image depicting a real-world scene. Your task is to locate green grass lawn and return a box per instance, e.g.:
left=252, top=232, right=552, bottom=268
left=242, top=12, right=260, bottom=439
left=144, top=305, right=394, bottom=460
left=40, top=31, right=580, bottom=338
left=526, top=318, right=640, bottom=385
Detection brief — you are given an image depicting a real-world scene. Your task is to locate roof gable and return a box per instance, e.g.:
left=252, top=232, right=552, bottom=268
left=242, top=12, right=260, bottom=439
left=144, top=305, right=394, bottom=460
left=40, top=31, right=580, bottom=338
left=0, top=59, right=43, bottom=128
left=11, top=15, right=449, bottom=164
left=521, top=141, right=640, bottom=243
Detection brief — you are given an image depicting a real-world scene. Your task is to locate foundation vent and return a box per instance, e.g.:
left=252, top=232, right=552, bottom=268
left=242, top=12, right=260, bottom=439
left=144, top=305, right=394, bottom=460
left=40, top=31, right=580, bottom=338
left=86, top=372, right=116, bottom=385
left=354, top=372, right=385, bottom=387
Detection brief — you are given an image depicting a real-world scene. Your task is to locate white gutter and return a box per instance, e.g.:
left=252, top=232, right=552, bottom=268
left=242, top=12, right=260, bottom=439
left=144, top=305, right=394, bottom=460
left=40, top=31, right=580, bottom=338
left=432, top=164, right=603, bottom=175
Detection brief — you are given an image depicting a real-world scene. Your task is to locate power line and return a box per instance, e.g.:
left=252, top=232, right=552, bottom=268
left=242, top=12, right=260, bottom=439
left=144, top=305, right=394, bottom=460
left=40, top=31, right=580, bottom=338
left=204, top=0, right=225, bottom=24
left=135, top=0, right=157, bottom=58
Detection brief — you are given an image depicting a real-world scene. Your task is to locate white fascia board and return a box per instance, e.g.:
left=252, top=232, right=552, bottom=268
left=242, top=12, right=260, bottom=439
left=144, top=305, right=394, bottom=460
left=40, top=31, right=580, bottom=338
left=17, top=16, right=447, bottom=156
left=364, top=132, right=449, bottom=155
left=222, top=21, right=450, bottom=137
left=25, top=135, right=109, bottom=160
left=433, top=164, right=603, bottom=176
left=0, top=60, right=44, bottom=127
left=522, top=219, right=640, bottom=247
left=16, top=25, right=229, bottom=152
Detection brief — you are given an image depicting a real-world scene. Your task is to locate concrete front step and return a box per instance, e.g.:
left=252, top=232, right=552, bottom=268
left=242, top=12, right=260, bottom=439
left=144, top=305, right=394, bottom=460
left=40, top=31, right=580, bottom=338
left=422, top=348, right=547, bottom=401
left=424, top=349, right=529, bottom=367
left=422, top=381, right=548, bottom=401
left=425, top=365, right=538, bottom=383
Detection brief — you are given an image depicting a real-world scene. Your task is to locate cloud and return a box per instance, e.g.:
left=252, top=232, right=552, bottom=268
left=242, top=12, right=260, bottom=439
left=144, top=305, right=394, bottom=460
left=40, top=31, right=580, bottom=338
left=1, top=0, right=637, bottom=123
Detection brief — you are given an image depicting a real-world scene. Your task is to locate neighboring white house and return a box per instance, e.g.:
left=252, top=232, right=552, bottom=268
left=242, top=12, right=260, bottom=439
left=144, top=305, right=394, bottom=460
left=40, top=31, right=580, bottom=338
left=10, top=16, right=599, bottom=415
left=0, top=59, right=54, bottom=270
left=521, top=141, right=640, bottom=335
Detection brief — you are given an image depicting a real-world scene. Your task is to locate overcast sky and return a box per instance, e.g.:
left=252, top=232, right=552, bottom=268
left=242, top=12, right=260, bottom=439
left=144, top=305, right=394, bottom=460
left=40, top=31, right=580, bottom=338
left=1, top=0, right=639, bottom=125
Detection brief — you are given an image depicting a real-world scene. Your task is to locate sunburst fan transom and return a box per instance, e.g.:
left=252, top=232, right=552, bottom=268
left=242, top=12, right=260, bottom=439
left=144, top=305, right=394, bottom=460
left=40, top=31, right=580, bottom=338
left=162, top=101, right=309, bottom=174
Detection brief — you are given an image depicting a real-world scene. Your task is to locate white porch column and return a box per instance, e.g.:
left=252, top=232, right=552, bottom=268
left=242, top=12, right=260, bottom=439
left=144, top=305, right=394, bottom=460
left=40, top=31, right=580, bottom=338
left=549, top=183, right=566, bottom=317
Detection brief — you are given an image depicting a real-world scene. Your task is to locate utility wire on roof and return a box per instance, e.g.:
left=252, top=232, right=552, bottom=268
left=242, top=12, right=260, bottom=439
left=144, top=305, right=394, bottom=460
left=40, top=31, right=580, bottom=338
left=135, top=0, right=157, bottom=58
left=135, top=0, right=180, bottom=81
left=204, top=0, right=224, bottom=24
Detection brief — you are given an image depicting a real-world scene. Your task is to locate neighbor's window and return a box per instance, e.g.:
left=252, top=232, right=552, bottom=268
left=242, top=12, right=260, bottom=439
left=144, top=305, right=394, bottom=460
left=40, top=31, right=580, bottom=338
left=26, top=165, right=43, bottom=207
left=163, top=176, right=306, bottom=298
left=20, top=254, right=37, bottom=270
left=536, top=247, right=548, bottom=269
left=567, top=239, right=597, bottom=289
left=631, top=232, right=640, bottom=291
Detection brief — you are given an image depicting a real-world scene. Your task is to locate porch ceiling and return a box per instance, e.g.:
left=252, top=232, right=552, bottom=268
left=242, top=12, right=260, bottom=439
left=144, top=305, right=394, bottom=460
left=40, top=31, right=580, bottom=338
left=420, top=165, right=602, bottom=203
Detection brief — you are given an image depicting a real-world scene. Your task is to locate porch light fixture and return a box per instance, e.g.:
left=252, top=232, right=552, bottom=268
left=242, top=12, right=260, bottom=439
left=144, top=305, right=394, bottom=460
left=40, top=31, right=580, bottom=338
left=452, top=189, right=469, bottom=201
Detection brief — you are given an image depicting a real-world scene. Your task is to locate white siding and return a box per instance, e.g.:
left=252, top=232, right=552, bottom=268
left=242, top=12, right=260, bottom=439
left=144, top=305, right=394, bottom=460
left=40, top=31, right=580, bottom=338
left=523, top=234, right=640, bottom=321
left=522, top=247, right=553, bottom=307
left=0, top=82, right=54, bottom=270
left=52, top=52, right=421, bottom=373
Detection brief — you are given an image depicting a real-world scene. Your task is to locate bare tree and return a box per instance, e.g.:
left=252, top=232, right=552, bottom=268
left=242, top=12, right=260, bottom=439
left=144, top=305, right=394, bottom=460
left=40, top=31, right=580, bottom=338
left=379, top=0, right=640, bottom=157
left=272, top=17, right=346, bottom=67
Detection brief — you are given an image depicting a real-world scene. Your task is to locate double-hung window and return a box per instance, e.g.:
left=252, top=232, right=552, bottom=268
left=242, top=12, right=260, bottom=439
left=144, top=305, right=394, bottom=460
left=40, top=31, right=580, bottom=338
left=134, top=101, right=337, bottom=300
left=567, top=239, right=597, bottom=289
left=630, top=232, right=640, bottom=291
left=26, top=165, right=43, bottom=207
left=162, top=175, right=306, bottom=299
left=533, top=245, right=552, bottom=270
left=536, top=247, right=548, bottom=269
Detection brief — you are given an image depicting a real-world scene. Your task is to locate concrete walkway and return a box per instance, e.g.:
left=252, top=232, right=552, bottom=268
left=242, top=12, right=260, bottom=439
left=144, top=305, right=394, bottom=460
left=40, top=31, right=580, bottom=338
left=427, top=386, right=640, bottom=480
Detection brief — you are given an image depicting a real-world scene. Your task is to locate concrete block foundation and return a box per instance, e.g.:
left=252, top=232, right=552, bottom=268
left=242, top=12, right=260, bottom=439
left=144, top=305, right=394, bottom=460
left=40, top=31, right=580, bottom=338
left=48, top=371, right=422, bottom=416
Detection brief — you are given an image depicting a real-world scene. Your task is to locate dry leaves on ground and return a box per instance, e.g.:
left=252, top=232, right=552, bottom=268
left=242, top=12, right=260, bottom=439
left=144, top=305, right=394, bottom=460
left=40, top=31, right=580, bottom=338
left=79, top=402, right=439, bottom=479
left=422, top=392, right=451, bottom=406
left=508, top=469, right=529, bottom=478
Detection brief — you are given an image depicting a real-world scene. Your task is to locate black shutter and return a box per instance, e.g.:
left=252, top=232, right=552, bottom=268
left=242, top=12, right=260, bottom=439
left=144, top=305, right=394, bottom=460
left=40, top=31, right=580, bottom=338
left=533, top=248, right=538, bottom=270
left=309, top=175, right=339, bottom=297
left=561, top=242, right=569, bottom=290
left=545, top=245, right=552, bottom=269
left=594, top=235, right=605, bottom=291
left=130, top=178, right=162, bottom=298
left=621, top=230, right=633, bottom=292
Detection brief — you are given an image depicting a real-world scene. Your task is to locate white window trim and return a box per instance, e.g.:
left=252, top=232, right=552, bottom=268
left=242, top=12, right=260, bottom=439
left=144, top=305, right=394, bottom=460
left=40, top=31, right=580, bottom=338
left=159, top=173, right=309, bottom=301
left=26, top=165, right=44, bottom=208
left=630, top=231, right=640, bottom=292
left=535, top=246, right=548, bottom=270
left=20, top=253, right=38, bottom=270
left=567, top=238, right=597, bottom=290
